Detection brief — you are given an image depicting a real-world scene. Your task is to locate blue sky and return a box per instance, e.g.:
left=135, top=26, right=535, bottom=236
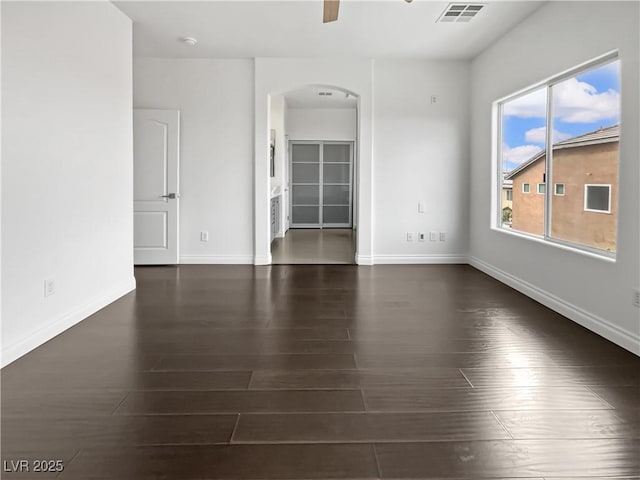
left=502, top=60, right=620, bottom=171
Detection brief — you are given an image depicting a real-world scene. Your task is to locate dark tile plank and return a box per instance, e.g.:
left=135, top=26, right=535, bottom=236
left=59, top=444, right=379, bottom=479
left=495, top=409, right=640, bottom=439
left=355, top=351, right=557, bottom=369
left=153, top=354, right=356, bottom=371
left=233, top=411, right=510, bottom=442
left=461, top=366, right=640, bottom=387
left=1, top=390, right=128, bottom=417
left=1, top=370, right=251, bottom=392
left=2, top=414, right=238, bottom=450
left=115, top=390, right=365, bottom=414
left=2, top=353, right=160, bottom=375
left=588, top=386, right=640, bottom=410
left=130, top=371, right=252, bottom=390
left=363, top=386, right=612, bottom=411
left=375, top=439, right=640, bottom=478
left=249, top=368, right=469, bottom=389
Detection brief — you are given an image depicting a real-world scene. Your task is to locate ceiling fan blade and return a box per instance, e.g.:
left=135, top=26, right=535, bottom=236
left=323, top=0, right=340, bottom=23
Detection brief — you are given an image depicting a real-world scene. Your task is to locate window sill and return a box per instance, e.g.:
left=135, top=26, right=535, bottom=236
left=491, top=226, right=617, bottom=263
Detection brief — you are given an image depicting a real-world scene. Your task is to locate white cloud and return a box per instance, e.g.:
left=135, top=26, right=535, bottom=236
left=524, top=126, right=572, bottom=144
left=503, top=88, right=546, bottom=118
left=553, top=78, right=620, bottom=123
left=503, top=78, right=620, bottom=124
left=502, top=143, right=542, bottom=168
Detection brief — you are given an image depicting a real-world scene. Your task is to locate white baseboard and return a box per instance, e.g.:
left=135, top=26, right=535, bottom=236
left=180, top=255, right=254, bottom=265
left=374, top=254, right=468, bottom=264
left=469, top=256, right=640, bottom=356
left=1, top=277, right=136, bottom=368
left=253, top=254, right=271, bottom=266
left=355, top=254, right=374, bottom=265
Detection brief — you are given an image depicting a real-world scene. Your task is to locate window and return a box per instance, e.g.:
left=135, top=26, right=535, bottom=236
left=585, top=185, right=611, bottom=213
left=506, top=190, right=513, bottom=201
left=496, top=54, right=620, bottom=255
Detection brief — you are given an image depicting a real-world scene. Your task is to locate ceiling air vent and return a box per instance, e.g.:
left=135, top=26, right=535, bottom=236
left=437, top=4, right=485, bottom=23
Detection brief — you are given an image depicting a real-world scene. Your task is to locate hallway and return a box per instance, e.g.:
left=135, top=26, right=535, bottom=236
left=271, top=228, right=355, bottom=264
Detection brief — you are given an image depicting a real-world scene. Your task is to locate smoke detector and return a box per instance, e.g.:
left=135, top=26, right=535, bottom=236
left=437, top=4, right=485, bottom=23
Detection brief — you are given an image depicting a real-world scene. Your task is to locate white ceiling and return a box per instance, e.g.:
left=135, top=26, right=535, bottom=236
left=113, top=1, right=545, bottom=60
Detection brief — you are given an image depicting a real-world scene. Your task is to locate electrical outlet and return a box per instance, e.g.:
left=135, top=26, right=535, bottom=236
left=418, top=232, right=425, bottom=242
left=44, top=278, right=55, bottom=297
left=418, top=202, right=425, bottom=213
left=429, top=232, right=436, bottom=242
left=440, top=232, right=446, bottom=242
left=200, top=231, right=209, bottom=242
left=430, top=95, right=438, bottom=104
left=633, top=289, right=640, bottom=308
left=406, top=232, right=414, bottom=242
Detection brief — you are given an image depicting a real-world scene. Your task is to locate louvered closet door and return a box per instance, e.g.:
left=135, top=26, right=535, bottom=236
left=290, top=143, right=321, bottom=226
left=290, top=141, right=352, bottom=228
left=322, top=143, right=352, bottom=226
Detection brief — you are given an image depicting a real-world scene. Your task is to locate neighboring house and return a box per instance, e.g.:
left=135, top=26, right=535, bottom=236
left=505, top=125, right=619, bottom=252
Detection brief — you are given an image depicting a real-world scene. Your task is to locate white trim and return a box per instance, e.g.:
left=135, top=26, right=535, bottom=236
left=522, top=183, right=530, bottom=193
left=355, top=254, right=374, bottom=265
left=537, top=182, right=546, bottom=194
left=253, top=254, right=272, bottom=266
left=554, top=183, right=565, bottom=196
left=180, top=255, right=255, bottom=265
left=468, top=256, right=639, bottom=356
left=584, top=184, right=612, bottom=213
left=491, top=225, right=616, bottom=262
left=374, top=255, right=468, bottom=264
left=494, top=51, right=619, bottom=105
left=0, top=277, right=137, bottom=368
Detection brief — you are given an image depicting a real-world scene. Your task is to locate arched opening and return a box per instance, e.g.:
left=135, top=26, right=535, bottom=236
left=264, top=84, right=361, bottom=264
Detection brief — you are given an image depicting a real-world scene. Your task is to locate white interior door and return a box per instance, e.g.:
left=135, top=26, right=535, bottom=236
left=133, top=109, right=180, bottom=265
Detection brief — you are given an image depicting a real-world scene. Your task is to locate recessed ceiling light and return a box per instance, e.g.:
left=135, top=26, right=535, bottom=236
left=181, top=37, right=198, bottom=46
left=436, top=4, right=485, bottom=23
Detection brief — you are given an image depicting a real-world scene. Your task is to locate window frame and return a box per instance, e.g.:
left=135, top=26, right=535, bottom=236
left=554, top=183, right=565, bottom=196
left=584, top=184, right=612, bottom=214
left=537, top=183, right=546, bottom=195
left=493, top=50, right=620, bottom=260
left=506, top=189, right=513, bottom=201
left=522, top=183, right=530, bottom=194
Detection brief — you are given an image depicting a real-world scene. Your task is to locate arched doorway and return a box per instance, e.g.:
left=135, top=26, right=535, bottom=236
left=268, top=86, right=358, bottom=264
left=253, top=59, right=374, bottom=266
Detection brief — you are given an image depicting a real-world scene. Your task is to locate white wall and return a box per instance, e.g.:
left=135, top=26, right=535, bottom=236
left=373, top=60, right=470, bottom=263
left=1, top=1, right=134, bottom=366
left=469, top=1, right=640, bottom=353
left=287, top=108, right=356, bottom=141
left=133, top=58, right=255, bottom=264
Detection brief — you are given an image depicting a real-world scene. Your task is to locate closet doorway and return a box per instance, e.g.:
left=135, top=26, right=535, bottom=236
left=290, top=141, right=353, bottom=228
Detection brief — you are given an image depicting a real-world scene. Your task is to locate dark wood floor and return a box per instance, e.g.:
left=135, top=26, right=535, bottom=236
left=2, top=264, right=639, bottom=479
